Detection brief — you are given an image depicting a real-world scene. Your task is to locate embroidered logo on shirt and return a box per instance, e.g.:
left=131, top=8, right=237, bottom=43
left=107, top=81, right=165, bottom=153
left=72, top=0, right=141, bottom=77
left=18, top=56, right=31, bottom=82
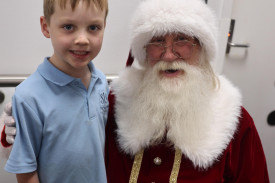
left=99, top=91, right=109, bottom=112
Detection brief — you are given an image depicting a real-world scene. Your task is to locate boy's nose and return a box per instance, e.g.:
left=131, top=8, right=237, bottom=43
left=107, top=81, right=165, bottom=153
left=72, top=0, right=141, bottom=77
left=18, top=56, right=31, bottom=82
left=75, top=33, right=89, bottom=45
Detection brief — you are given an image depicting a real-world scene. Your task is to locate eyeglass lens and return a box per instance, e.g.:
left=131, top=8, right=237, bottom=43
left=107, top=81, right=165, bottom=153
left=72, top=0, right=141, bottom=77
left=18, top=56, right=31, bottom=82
left=146, top=40, right=195, bottom=61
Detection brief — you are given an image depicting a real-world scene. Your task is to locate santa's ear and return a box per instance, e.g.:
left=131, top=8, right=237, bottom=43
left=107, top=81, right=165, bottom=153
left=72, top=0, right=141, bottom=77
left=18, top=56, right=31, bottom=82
left=40, top=16, right=50, bottom=38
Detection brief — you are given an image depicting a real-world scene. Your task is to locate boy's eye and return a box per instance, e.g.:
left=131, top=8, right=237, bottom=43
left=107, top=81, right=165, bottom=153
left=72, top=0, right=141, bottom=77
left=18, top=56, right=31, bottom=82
left=89, top=25, right=100, bottom=31
left=63, top=25, right=73, bottom=31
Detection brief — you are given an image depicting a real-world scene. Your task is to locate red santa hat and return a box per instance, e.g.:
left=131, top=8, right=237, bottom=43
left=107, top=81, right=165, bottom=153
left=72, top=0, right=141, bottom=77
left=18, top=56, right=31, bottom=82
left=129, top=0, right=218, bottom=65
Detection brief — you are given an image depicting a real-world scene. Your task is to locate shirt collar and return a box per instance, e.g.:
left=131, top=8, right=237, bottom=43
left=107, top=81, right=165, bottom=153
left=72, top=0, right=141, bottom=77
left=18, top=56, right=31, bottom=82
left=38, top=57, right=99, bottom=86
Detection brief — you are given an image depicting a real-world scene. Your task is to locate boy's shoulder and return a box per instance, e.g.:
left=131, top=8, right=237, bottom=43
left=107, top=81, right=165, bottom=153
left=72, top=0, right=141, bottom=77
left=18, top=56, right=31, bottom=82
left=16, top=58, right=64, bottom=95
left=15, top=71, right=47, bottom=97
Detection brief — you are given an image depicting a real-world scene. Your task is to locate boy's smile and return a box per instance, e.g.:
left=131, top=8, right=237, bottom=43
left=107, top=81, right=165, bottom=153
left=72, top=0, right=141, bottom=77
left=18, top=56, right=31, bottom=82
left=69, top=50, right=90, bottom=60
left=40, top=0, right=106, bottom=78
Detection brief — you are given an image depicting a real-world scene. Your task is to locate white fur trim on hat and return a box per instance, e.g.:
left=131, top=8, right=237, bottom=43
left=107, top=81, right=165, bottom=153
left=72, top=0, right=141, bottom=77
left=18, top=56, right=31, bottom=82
left=130, top=0, right=218, bottom=64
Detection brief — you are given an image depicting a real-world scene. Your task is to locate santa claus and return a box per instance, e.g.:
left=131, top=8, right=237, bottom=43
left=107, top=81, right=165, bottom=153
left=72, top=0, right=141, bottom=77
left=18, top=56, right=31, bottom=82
left=104, top=0, right=269, bottom=182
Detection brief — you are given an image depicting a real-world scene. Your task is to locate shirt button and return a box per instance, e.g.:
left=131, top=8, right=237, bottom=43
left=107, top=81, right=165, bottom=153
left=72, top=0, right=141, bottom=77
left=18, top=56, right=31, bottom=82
left=153, top=157, right=162, bottom=165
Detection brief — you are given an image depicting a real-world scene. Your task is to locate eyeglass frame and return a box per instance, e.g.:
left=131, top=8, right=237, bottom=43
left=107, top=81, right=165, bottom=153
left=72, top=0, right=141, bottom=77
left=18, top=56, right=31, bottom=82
left=144, top=35, right=198, bottom=61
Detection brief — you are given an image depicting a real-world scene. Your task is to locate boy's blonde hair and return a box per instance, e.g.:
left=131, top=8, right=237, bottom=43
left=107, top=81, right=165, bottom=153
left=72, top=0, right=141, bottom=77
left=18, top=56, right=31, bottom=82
left=44, top=0, right=108, bottom=23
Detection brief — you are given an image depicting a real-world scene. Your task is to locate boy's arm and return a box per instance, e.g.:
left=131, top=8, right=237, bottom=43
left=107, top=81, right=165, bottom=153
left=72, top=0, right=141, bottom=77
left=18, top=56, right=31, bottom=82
left=16, top=171, right=40, bottom=183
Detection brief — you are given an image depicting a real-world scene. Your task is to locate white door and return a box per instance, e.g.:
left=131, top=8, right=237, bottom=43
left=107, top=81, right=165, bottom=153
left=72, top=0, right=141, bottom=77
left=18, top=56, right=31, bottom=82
left=210, top=0, right=275, bottom=182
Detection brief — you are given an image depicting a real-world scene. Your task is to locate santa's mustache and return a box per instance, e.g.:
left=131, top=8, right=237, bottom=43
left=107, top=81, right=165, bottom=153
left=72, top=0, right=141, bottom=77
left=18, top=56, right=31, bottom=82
left=151, top=60, right=200, bottom=77
left=155, top=60, right=187, bottom=70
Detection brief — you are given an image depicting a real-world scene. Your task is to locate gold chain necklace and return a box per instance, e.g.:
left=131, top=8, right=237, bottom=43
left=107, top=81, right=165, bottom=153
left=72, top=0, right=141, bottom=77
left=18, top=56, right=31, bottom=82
left=129, top=148, right=182, bottom=183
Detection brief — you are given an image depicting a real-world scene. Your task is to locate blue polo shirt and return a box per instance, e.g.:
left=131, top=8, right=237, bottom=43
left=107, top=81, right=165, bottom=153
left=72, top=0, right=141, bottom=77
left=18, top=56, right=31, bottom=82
left=5, top=58, right=109, bottom=183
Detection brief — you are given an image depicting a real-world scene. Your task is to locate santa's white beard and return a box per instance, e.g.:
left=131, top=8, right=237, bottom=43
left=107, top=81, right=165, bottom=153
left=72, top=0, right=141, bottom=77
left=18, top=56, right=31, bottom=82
left=114, top=59, right=241, bottom=166
left=132, top=61, right=215, bottom=144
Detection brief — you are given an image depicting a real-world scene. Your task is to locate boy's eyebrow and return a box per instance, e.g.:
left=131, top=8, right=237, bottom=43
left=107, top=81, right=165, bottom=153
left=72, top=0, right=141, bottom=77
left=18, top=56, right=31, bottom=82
left=58, top=16, right=105, bottom=22
left=57, top=17, right=105, bottom=26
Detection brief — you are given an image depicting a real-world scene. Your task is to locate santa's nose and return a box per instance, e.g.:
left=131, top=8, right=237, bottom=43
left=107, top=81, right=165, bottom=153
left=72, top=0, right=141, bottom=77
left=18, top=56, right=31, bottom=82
left=161, top=44, right=178, bottom=62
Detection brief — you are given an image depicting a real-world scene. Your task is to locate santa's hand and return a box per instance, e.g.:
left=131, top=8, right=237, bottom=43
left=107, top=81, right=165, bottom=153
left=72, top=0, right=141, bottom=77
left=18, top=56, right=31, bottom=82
left=3, top=102, right=16, bottom=144
left=5, top=126, right=16, bottom=144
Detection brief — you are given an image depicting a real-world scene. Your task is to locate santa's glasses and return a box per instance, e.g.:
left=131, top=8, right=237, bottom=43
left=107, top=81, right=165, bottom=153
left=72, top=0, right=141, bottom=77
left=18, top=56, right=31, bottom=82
left=145, top=34, right=197, bottom=61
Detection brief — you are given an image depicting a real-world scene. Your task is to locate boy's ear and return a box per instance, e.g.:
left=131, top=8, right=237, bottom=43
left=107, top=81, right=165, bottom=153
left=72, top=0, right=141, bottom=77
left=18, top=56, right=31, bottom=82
left=40, top=16, right=50, bottom=38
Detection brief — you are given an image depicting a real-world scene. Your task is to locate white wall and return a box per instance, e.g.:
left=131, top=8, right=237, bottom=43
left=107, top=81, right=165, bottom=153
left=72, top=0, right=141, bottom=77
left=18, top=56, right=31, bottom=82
left=0, top=1, right=49, bottom=75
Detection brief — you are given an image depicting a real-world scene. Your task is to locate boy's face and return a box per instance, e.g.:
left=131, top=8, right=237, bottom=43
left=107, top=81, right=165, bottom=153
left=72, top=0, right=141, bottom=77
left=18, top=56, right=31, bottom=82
left=40, top=1, right=106, bottom=77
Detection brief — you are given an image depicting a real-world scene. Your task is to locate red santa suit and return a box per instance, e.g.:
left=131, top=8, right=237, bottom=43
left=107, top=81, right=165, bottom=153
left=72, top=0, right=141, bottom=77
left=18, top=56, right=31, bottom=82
left=105, top=67, right=270, bottom=183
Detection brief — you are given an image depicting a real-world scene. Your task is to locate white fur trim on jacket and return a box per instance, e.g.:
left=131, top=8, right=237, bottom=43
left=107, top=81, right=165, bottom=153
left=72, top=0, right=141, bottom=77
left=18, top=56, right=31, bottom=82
left=111, top=67, right=242, bottom=169
left=130, top=0, right=218, bottom=65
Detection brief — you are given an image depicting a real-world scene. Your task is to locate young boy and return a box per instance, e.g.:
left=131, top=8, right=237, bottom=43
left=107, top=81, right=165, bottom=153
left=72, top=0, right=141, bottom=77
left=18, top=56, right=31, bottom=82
left=4, top=0, right=109, bottom=183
